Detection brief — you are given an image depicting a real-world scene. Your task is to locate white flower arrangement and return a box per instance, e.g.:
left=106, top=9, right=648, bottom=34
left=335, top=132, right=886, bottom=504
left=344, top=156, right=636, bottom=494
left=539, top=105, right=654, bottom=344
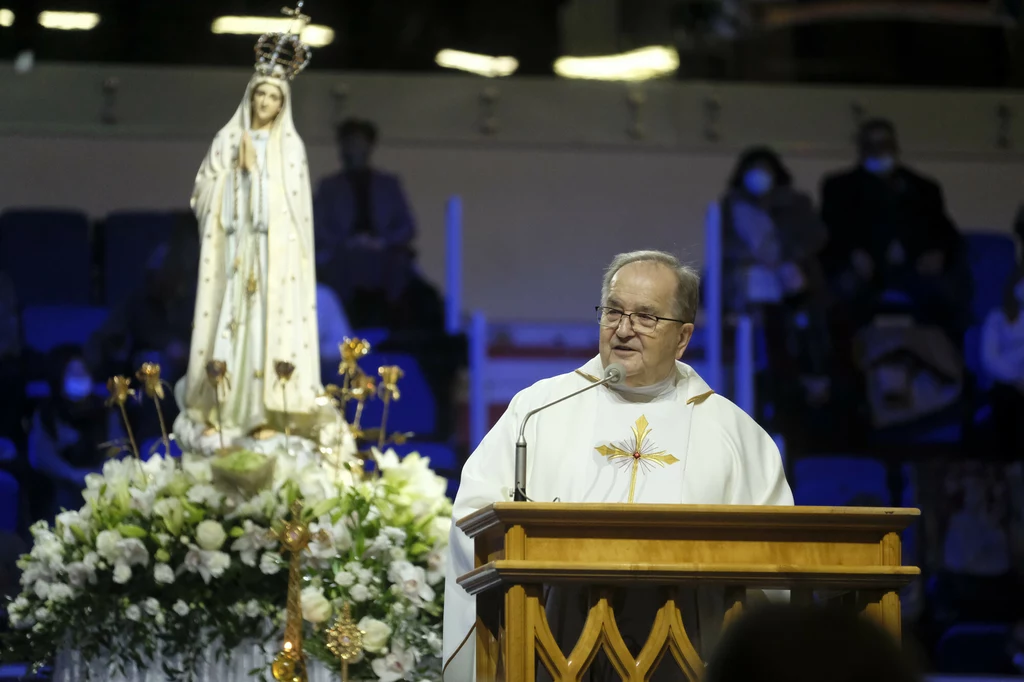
left=3, top=448, right=452, bottom=682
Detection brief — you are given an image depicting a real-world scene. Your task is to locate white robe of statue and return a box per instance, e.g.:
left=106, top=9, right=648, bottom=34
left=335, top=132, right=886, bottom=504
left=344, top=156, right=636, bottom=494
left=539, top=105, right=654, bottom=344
left=441, top=356, right=794, bottom=681
left=175, top=73, right=323, bottom=444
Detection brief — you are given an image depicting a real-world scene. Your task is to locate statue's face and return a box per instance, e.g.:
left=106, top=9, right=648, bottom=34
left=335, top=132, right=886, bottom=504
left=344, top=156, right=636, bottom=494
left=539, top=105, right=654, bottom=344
left=251, top=82, right=283, bottom=129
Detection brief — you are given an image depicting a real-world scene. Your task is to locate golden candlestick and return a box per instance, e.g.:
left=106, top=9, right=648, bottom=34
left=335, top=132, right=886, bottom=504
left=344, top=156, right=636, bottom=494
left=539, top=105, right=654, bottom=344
left=271, top=500, right=329, bottom=682
left=205, top=360, right=229, bottom=451
left=105, top=376, right=140, bottom=463
left=136, top=362, right=172, bottom=457
left=325, top=603, right=364, bottom=682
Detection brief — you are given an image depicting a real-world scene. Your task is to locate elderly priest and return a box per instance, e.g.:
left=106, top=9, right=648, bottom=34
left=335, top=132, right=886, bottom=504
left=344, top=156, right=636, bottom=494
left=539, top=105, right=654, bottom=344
left=442, top=250, right=794, bottom=680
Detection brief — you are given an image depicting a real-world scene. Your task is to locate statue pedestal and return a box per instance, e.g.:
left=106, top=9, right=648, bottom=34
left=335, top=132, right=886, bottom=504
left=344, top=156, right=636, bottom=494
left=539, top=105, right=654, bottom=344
left=53, top=644, right=344, bottom=682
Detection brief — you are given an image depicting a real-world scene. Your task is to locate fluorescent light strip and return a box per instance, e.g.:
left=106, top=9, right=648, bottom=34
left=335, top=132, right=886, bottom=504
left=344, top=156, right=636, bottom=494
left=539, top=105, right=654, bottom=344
left=554, top=46, right=680, bottom=82
left=435, top=49, right=518, bottom=77
left=211, top=16, right=334, bottom=47
left=0, top=9, right=13, bottom=27
left=38, top=11, right=100, bottom=30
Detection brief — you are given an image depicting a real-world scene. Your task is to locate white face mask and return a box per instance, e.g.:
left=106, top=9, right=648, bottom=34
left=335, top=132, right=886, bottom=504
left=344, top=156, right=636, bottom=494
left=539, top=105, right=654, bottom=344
left=64, top=377, right=93, bottom=401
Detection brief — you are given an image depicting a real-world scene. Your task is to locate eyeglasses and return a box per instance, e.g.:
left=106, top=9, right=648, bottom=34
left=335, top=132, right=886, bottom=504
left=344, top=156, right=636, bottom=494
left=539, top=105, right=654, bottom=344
left=595, top=306, right=687, bottom=334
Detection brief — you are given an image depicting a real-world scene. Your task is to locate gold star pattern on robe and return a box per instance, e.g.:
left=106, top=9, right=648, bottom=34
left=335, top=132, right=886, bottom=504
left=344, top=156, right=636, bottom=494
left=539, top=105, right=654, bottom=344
left=596, top=415, right=679, bottom=503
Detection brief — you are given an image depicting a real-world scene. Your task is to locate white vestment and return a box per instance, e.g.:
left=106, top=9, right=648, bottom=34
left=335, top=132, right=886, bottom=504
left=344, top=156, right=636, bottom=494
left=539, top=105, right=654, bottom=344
left=442, top=356, right=793, bottom=681
left=178, top=73, right=321, bottom=438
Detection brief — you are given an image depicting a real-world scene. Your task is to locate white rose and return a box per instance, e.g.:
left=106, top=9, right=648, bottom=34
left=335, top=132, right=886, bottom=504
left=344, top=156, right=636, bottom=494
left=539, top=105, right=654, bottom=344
left=333, top=570, right=355, bottom=587
left=112, top=562, right=132, bottom=585
left=356, top=617, right=392, bottom=653
left=244, top=600, right=262, bottom=618
left=154, top=563, right=175, bottom=585
left=33, top=581, right=50, bottom=601
left=125, top=604, right=142, bottom=621
left=300, top=586, right=331, bottom=624
left=95, top=530, right=123, bottom=562
left=172, top=600, right=190, bottom=616
left=195, top=520, right=227, bottom=551
left=143, top=598, right=161, bottom=616
left=349, top=584, right=370, bottom=602
left=259, top=552, right=283, bottom=575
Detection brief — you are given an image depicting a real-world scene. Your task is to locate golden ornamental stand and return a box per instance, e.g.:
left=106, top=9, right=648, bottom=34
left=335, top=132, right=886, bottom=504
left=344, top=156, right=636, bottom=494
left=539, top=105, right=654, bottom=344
left=270, top=499, right=329, bottom=682
left=325, top=602, right=364, bottom=682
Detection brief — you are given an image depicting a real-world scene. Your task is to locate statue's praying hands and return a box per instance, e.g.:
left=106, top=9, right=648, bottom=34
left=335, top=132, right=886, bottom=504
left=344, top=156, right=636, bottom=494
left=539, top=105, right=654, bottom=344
left=238, top=132, right=257, bottom=173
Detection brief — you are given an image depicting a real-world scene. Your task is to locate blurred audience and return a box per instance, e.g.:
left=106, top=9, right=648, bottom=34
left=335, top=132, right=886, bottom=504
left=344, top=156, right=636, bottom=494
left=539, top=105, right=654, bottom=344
left=314, top=117, right=419, bottom=328
left=86, top=221, right=197, bottom=440
left=27, top=346, right=123, bottom=521
left=720, top=147, right=835, bottom=444
left=820, top=119, right=971, bottom=430
left=981, top=266, right=1024, bottom=457
left=704, top=604, right=922, bottom=682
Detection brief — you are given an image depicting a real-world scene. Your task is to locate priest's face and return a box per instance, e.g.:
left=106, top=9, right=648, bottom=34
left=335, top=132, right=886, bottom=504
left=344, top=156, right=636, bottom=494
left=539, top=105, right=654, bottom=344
left=600, top=262, right=693, bottom=387
left=251, top=83, right=284, bottom=130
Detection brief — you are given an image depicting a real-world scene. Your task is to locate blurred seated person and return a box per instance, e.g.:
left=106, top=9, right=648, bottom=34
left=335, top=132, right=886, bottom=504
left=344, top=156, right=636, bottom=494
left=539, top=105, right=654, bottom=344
left=721, top=147, right=833, bottom=430
left=0, top=271, right=26, bottom=447
left=982, top=267, right=1024, bottom=458
left=28, top=346, right=124, bottom=521
left=820, top=118, right=970, bottom=343
left=704, top=604, right=922, bottom=682
left=314, top=117, right=420, bottom=329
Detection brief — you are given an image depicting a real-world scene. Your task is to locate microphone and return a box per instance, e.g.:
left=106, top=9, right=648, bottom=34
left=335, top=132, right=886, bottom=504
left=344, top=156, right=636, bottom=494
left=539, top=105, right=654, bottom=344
left=513, top=362, right=625, bottom=501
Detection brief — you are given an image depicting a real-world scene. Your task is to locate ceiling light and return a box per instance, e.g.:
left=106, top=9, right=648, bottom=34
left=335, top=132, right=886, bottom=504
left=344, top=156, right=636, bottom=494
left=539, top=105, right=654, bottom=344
left=38, top=11, right=100, bottom=30
left=0, top=9, right=13, bottom=27
left=554, top=46, right=679, bottom=82
left=211, top=16, right=334, bottom=47
left=435, top=49, right=518, bottom=77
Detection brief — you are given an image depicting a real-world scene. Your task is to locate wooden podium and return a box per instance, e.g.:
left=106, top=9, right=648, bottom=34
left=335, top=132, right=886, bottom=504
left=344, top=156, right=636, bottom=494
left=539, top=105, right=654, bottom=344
left=455, top=503, right=920, bottom=682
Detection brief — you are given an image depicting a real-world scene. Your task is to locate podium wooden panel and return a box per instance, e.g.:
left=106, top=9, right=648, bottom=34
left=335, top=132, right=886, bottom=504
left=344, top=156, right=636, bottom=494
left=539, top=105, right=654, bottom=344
left=456, top=503, right=920, bottom=682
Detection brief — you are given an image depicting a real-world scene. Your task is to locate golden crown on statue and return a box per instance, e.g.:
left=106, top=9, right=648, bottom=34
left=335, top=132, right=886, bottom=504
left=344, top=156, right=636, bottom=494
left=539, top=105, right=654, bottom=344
left=254, top=2, right=313, bottom=81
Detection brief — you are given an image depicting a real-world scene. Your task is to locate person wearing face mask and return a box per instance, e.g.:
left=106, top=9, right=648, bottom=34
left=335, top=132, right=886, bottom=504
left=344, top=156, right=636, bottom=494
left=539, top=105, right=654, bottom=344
left=313, top=117, right=418, bottom=328
left=981, top=267, right=1024, bottom=458
left=26, top=346, right=124, bottom=522
left=820, top=119, right=969, bottom=341
left=721, top=147, right=835, bottom=446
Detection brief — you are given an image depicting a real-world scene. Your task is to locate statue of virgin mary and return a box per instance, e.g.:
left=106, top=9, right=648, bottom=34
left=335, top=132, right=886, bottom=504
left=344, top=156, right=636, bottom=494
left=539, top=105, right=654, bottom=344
left=174, top=23, right=328, bottom=452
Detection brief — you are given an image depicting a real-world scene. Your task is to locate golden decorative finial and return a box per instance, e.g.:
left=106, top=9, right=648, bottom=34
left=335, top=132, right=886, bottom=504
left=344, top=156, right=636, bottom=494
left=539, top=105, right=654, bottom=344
left=205, top=360, right=229, bottom=451
left=136, top=363, right=172, bottom=458
left=270, top=500, right=329, bottom=682
left=325, top=603, right=364, bottom=682
left=105, top=376, right=140, bottom=462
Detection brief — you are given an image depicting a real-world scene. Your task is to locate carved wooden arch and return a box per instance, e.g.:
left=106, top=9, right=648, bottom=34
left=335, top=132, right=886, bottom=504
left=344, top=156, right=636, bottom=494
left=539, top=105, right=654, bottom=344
left=529, top=588, right=704, bottom=681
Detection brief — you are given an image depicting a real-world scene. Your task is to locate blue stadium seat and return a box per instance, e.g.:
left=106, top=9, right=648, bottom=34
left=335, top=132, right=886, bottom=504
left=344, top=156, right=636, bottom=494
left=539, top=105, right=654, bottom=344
left=0, top=210, right=92, bottom=305
left=102, top=211, right=175, bottom=306
left=936, top=622, right=1015, bottom=674
left=348, top=352, right=437, bottom=438
left=21, top=305, right=109, bottom=355
left=793, top=456, right=890, bottom=506
left=0, top=471, right=19, bottom=533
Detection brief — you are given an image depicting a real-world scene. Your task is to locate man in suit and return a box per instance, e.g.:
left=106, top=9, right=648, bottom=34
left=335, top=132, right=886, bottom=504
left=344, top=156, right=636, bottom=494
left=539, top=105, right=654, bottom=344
left=314, top=118, right=417, bottom=327
left=820, top=118, right=970, bottom=342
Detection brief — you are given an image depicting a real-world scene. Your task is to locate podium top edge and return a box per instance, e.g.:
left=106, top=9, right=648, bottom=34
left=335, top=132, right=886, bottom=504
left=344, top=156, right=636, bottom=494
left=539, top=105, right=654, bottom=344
left=456, top=502, right=920, bottom=537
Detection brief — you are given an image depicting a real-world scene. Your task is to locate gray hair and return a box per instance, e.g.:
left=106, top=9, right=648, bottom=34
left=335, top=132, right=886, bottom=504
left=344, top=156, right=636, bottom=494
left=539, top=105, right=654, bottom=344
left=601, top=250, right=700, bottom=323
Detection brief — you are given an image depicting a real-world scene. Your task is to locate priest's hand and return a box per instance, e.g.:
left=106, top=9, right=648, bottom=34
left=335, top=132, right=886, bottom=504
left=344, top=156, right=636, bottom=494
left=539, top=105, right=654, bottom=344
left=239, top=133, right=257, bottom=173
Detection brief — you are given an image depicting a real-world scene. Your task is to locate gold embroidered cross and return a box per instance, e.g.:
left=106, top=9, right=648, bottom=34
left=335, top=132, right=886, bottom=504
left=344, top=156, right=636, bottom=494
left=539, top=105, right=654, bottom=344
left=596, top=415, right=679, bottom=503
